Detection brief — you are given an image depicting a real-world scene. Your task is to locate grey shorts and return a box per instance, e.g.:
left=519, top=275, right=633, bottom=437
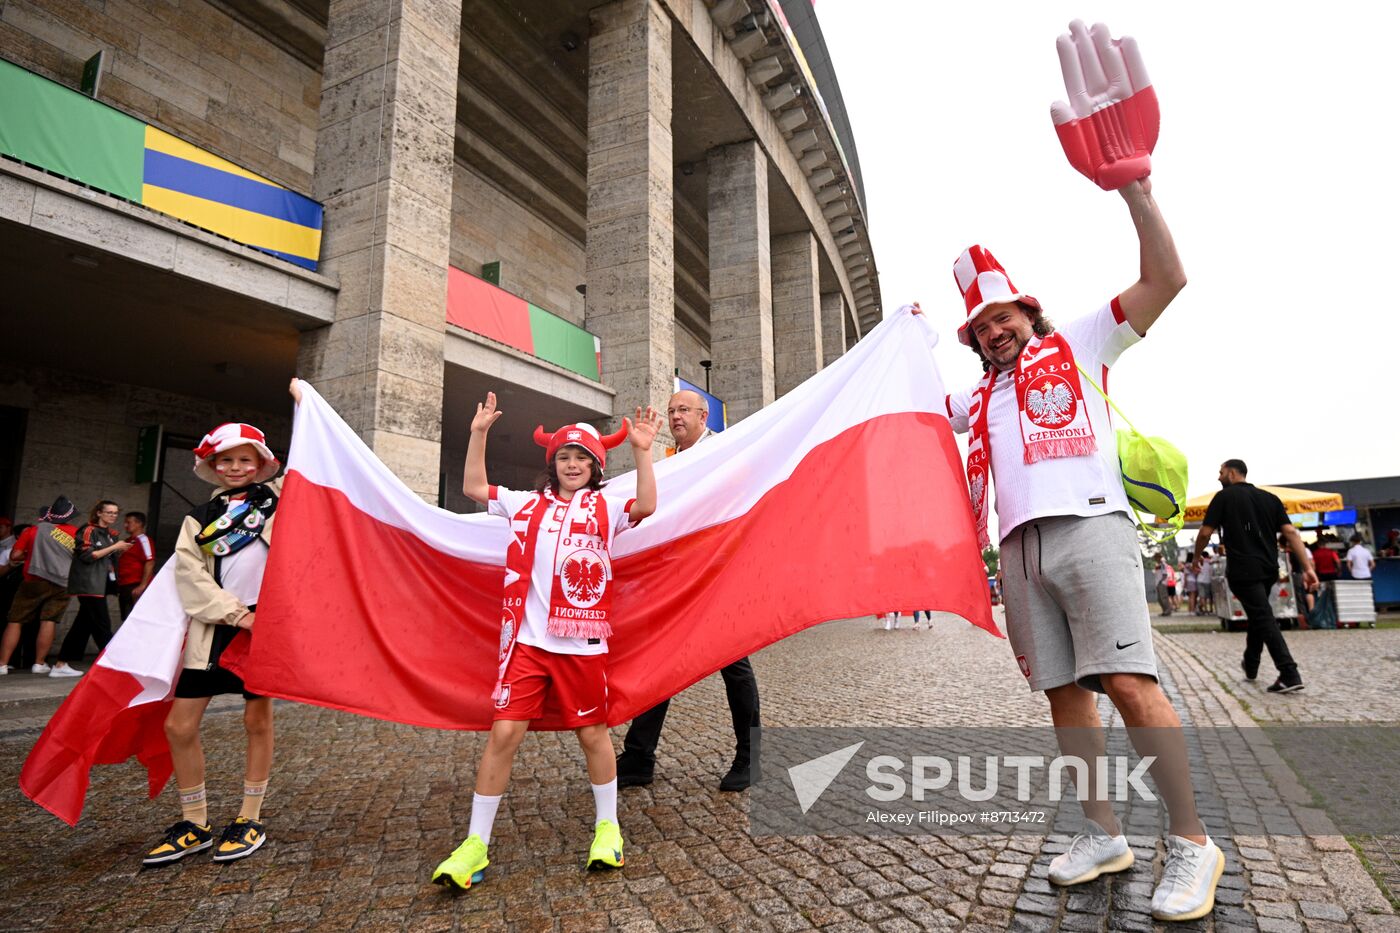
left=1000, top=512, right=1157, bottom=693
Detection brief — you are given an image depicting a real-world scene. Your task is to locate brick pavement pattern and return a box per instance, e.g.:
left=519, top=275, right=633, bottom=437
left=0, top=613, right=1396, bottom=931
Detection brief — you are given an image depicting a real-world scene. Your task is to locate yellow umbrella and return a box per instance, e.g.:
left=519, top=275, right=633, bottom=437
left=1184, top=486, right=1344, bottom=524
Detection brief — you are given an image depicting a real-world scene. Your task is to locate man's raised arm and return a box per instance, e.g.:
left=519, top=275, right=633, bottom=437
left=1116, top=178, right=1186, bottom=336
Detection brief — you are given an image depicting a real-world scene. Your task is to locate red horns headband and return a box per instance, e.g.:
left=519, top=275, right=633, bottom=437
left=533, top=422, right=629, bottom=469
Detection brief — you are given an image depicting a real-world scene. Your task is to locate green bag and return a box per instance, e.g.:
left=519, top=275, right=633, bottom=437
left=1074, top=362, right=1188, bottom=542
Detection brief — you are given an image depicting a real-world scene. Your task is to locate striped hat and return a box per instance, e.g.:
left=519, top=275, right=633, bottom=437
left=953, top=245, right=1041, bottom=346
left=193, top=423, right=280, bottom=485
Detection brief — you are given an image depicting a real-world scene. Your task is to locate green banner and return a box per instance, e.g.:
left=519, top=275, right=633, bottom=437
left=0, top=58, right=144, bottom=201
left=529, top=303, right=599, bottom=380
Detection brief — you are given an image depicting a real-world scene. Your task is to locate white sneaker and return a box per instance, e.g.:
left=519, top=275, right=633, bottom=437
left=31, top=663, right=51, bottom=674
left=49, top=665, right=83, bottom=678
left=0, top=664, right=10, bottom=675
left=1152, top=833, right=1224, bottom=921
left=1049, top=821, right=1134, bottom=885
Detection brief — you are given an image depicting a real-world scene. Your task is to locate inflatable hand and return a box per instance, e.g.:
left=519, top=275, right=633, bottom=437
left=1050, top=20, right=1158, bottom=190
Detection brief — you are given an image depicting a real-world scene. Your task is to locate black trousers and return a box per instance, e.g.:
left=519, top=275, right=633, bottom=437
left=622, top=657, right=760, bottom=765
left=1228, top=577, right=1299, bottom=681
left=117, top=583, right=142, bottom=621
left=59, top=596, right=113, bottom=663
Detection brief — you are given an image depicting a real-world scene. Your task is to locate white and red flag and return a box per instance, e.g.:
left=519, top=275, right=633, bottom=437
left=21, top=307, right=998, bottom=821
left=21, top=563, right=191, bottom=824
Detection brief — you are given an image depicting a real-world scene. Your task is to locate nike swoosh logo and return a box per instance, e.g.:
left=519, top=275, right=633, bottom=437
left=1116, top=640, right=1140, bottom=650
left=576, top=706, right=598, bottom=716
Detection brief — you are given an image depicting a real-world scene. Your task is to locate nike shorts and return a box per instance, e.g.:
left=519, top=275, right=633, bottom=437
left=494, top=642, right=607, bottom=727
left=1000, top=512, right=1157, bottom=693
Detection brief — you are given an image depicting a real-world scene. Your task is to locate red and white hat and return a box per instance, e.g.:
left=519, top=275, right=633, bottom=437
left=193, top=423, right=280, bottom=485
left=952, top=245, right=1042, bottom=346
left=533, top=422, right=628, bottom=470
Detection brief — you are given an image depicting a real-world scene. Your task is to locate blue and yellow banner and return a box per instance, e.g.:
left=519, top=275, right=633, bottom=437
left=0, top=58, right=322, bottom=270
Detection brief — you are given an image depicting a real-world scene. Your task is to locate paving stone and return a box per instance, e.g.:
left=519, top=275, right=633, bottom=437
left=5, top=613, right=1400, bottom=930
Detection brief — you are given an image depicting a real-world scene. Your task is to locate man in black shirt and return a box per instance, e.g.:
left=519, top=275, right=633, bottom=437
left=1192, top=459, right=1317, bottom=692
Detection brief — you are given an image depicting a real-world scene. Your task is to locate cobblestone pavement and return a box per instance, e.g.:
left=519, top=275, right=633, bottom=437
left=1155, top=621, right=1400, bottom=924
left=0, top=613, right=1396, bottom=931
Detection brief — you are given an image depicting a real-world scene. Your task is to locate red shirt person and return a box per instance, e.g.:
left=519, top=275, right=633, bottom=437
left=1312, top=544, right=1340, bottom=581
left=115, top=511, right=156, bottom=620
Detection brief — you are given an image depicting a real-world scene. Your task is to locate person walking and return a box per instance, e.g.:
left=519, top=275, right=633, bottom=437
left=1154, top=558, right=1175, bottom=617
left=1195, top=550, right=1215, bottom=615
left=54, top=500, right=131, bottom=676
left=1193, top=460, right=1317, bottom=693
left=615, top=390, right=761, bottom=793
left=0, top=497, right=79, bottom=675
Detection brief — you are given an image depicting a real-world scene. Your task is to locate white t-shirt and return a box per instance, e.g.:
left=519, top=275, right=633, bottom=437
left=1346, top=544, right=1375, bottom=579
left=947, top=300, right=1142, bottom=541
left=489, top=486, right=637, bottom=656
left=220, top=540, right=269, bottom=607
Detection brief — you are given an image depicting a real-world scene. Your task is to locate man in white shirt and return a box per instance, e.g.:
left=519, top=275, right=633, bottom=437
left=928, top=178, right=1220, bottom=921
left=1346, top=534, right=1376, bottom=579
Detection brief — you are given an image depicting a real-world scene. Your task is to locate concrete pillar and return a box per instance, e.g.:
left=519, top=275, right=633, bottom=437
left=771, top=231, right=822, bottom=395
left=585, top=0, right=675, bottom=466
left=298, top=0, right=461, bottom=500
left=821, top=291, right=848, bottom=366
left=707, top=140, right=772, bottom=423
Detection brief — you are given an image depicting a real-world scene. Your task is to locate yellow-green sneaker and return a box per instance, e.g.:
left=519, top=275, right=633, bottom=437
left=432, top=833, right=489, bottom=890
left=586, top=819, right=624, bottom=870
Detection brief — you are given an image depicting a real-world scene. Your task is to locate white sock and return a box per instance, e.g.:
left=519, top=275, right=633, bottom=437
left=468, top=792, right=502, bottom=845
left=592, top=779, right=617, bottom=826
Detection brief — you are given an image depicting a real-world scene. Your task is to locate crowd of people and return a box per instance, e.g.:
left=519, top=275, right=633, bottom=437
left=0, top=500, right=154, bottom=677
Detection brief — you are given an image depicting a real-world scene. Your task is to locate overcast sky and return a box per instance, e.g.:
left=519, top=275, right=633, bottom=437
left=817, top=3, right=1396, bottom=518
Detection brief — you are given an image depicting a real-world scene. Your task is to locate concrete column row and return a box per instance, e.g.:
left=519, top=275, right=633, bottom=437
left=584, top=0, right=677, bottom=469
left=299, top=0, right=849, bottom=498
left=300, top=0, right=463, bottom=501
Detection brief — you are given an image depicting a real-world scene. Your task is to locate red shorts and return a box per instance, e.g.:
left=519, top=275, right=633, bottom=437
left=495, top=643, right=608, bottom=727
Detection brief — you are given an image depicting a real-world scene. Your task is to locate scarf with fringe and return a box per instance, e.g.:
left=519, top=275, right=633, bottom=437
left=967, top=332, right=1097, bottom=546
left=492, top=487, right=617, bottom=703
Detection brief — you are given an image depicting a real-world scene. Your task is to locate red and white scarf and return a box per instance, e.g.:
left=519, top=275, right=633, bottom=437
left=966, top=332, right=1098, bottom=547
left=492, top=488, right=617, bottom=702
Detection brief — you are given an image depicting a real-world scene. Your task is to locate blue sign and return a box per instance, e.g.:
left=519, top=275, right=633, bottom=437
left=675, top=377, right=726, bottom=432
left=1323, top=508, right=1357, bottom=525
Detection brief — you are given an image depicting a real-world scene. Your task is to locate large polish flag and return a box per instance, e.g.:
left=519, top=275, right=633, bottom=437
left=21, top=308, right=997, bottom=822
left=235, top=306, right=998, bottom=730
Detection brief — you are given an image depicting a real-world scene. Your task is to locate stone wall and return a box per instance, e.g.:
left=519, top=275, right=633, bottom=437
left=450, top=162, right=586, bottom=325
left=0, top=0, right=320, bottom=191
left=1, top=364, right=290, bottom=528
left=674, top=321, right=710, bottom=397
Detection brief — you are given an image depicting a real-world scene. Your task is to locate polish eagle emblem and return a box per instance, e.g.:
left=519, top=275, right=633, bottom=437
left=1024, top=375, right=1076, bottom=427
left=561, top=551, right=606, bottom=606
left=969, top=470, right=986, bottom=515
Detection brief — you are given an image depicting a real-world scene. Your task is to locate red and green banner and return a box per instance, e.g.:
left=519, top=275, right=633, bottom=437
left=0, top=58, right=322, bottom=270
left=447, top=267, right=601, bottom=381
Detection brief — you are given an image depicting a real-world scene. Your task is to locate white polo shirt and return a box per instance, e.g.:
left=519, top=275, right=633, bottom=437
left=947, top=300, right=1142, bottom=541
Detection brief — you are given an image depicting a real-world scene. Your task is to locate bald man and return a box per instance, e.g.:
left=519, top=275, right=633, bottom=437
left=616, top=389, right=761, bottom=791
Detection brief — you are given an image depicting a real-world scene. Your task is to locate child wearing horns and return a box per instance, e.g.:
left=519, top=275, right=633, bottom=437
left=433, top=392, right=661, bottom=890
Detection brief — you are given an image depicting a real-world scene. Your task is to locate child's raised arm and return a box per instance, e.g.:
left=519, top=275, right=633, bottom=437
left=627, top=406, right=662, bottom=522
left=463, top=392, right=503, bottom=505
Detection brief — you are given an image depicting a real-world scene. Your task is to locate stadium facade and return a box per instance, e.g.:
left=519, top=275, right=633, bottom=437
left=0, top=0, right=880, bottom=555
